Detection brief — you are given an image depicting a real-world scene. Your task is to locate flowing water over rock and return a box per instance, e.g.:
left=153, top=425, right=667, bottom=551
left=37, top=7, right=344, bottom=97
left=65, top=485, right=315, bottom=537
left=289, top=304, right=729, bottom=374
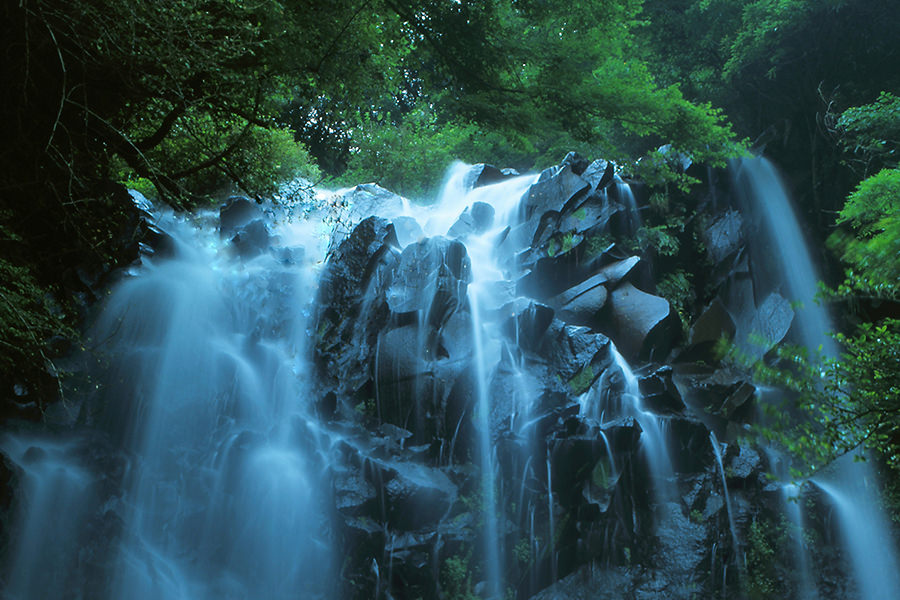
left=734, top=157, right=900, bottom=600
left=1, top=154, right=898, bottom=599
left=2, top=204, right=338, bottom=599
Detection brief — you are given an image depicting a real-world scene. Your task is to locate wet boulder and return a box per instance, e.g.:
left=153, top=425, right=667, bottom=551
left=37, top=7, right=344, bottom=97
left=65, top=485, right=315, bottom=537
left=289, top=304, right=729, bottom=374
left=606, top=282, right=680, bottom=361
left=391, top=216, right=424, bottom=248
left=743, top=292, right=793, bottom=354
left=561, top=151, right=591, bottom=175
left=386, top=237, right=471, bottom=329
left=465, top=164, right=515, bottom=189
left=667, top=416, right=714, bottom=473
left=688, top=299, right=736, bottom=348
left=499, top=299, right=556, bottom=353
left=581, top=158, right=615, bottom=191
left=380, top=462, right=457, bottom=531
left=547, top=275, right=608, bottom=329
left=375, top=317, right=473, bottom=440
left=638, top=366, right=685, bottom=415
left=521, top=164, right=590, bottom=222
left=230, top=219, right=269, bottom=258
left=725, top=440, right=763, bottom=483
left=557, top=195, right=618, bottom=237
left=447, top=202, right=495, bottom=238
left=719, top=381, right=756, bottom=421
left=334, top=467, right=377, bottom=517
left=219, top=196, right=262, bottom=237
left=703, top=210, right=743, bottom=264
left=314, top=217, right=399, bottom=395
left=342, top=183, right=407, bottom=224
left=539, top=321, right=613, bottom=394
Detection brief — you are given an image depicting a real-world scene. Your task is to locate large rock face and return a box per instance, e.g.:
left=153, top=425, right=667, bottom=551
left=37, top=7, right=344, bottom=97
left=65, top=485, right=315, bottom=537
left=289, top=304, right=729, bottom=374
left=4, top=153, right=847, bottom=600
left=307, top=153, right=807, bottom=600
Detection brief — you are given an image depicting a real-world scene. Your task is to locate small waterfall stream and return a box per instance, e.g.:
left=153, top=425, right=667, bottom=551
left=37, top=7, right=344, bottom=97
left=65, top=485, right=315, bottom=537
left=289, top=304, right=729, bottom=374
left=733, top=156, right=900, bottom=599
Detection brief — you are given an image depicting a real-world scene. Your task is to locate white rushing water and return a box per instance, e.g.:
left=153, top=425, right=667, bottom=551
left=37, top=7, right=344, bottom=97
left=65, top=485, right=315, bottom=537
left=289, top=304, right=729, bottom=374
left=424, top=164, right=539, bottom=598
left=733, top=156, right=900, bottom=600
left=104, top=208, right=337, bottom=600
left=3, top=203, right=338, bottom=600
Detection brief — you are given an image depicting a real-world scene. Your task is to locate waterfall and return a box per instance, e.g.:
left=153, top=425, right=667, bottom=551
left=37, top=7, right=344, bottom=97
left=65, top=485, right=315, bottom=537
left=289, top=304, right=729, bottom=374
left=8, top=153, right=892, bottom=599
left=2, top=203, right=338, bottom=599
left=733, top=156, right=900, bottom=599
left=709, top=431, right=743, bottom=578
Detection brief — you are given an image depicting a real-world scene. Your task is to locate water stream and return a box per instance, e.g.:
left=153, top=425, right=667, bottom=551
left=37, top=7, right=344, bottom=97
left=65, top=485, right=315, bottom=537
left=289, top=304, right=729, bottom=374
left=3, top=156, right=895, bottom=599
left=733, top=156, right=900, bottom=599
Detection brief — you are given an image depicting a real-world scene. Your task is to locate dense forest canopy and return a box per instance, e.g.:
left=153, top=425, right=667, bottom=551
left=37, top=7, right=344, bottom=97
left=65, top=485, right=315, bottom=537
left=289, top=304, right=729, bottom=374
left=1, top=0, right=898, bottom=488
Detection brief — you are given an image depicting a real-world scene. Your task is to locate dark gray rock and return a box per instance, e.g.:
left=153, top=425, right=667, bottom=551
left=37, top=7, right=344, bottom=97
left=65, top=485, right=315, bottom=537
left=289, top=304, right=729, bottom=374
left=521, top=165, right=590, bottom=222
left=745, top=292, right=794, bottom=354
left=561, top=151, right=591, bottom=175
left=381, top=462, right=457, bottom=530
left=392, top=216, right=424, bottom=248
left=334, top=468, right=377, bottom=516
left=539, top=321, right=613, bottom=394
left=581, top=159, right=615, bottom=191
left=314, top=217, right=399, bottom=396
left=638, top=366, right=685, bottom=415
left=470, top=201, right=495, bottom=231
left=219, top=196, right=262, bottom=237
left=230, top=218, right=269, bottom=258
left=557, top=195, right=619, bottom=237
left=528, top=566, right=636, bottom=600
left=447, top=202, right=495, bottom=238
left=548, top=275, right=608, bottom=328
left=343, top=183, right=406, bottom=224
left=725, top=440, right=763, bottom=482
left=500, top=299, right=556, bottom=353
left=606, top=282, right=679, bottom=360
left=719, top=381, right=756, bottom=421
left=386, top=237, right=471, bottom=329
left=689, top=298, right=736, bottom=347
left=465, top=164, right=513, bottom=189
left=704, top=210, right=743, bottom=263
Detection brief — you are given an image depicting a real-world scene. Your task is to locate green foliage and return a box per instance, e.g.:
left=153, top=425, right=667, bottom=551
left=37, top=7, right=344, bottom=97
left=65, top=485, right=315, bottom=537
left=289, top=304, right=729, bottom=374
left=745, top=518, right=779, bottom=599
left=830, top=168, right=900, bottom=291
left=835, top=92, right=900, bottom=175
left=657, top=270, right=695, bottom=334
left=440, top=555, right=477, bottom=600
left=569, top=364, right=595, bottom=395
left=752, top=318, right=900, bottom=475
left=513, top=538, right=532, bottom=565
left=333, top=103, right=536, bottom=200
left=0, top=255, right=73, bottom=403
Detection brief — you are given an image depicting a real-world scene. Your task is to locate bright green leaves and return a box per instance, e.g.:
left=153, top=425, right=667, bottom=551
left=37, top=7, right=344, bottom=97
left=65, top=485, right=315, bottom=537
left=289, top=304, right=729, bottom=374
left=830, top=168, right=900, bottom=293
left=835, top=92, right=900, bottom=175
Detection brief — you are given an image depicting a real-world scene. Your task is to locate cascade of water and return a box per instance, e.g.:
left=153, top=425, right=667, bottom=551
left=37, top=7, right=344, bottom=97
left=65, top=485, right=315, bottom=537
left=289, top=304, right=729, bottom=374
left=3, top=204, right=338, bottom=599
left=731, top=158, right=835, bottom=356
left=733, top=156, right=900, bottom=599
left=419, top=167, right=537, bottom=597
left=609, top=345, right=674, bottom=493
left=709, top=432, right=743, bottom=576
left=546, top=447, right=557, bottom=582
left=598, top=430, right=617, bottom=481
left=781, top=483, right=817, bottom=600
left=0, top=437, right=95, bottom=600
left=614, top=177, right=641, bottom=234
left=470, top=286, right=503, bottom=599
left=812, top=474, right=900, bottom=599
